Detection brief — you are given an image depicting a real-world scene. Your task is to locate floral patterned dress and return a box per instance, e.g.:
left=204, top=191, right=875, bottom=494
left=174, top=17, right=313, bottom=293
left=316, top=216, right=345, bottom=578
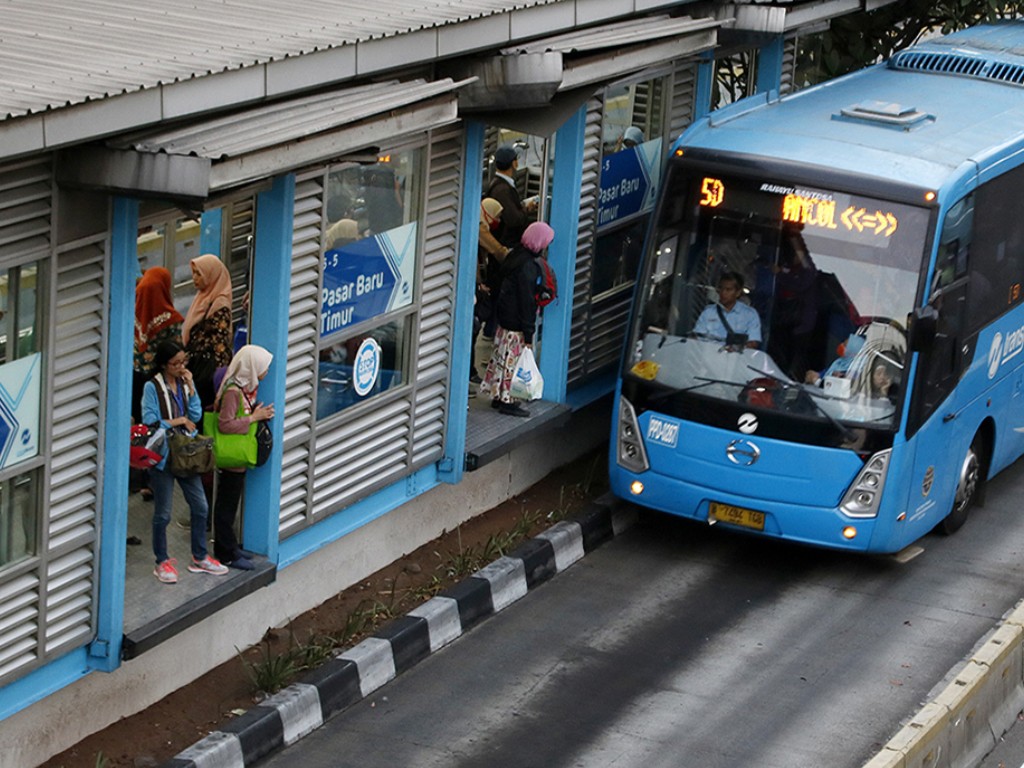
left=185, top=306, right=233, bottom=407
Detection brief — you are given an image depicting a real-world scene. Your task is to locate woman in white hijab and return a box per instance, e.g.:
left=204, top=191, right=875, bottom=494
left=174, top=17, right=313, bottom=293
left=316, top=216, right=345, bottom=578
left=212, top=344, right=275, bottom=569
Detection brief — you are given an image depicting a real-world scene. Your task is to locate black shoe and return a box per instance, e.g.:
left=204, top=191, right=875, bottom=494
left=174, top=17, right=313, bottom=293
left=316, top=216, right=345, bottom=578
left=499, top=403, right=530, bottom=418
left=470, top=372, right=483, bottom=385
left=491, top=399, right=501, bottom=409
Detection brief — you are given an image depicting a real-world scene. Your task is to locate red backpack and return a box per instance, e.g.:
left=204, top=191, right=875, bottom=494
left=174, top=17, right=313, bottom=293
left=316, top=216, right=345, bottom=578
left=534, top=256, right=558, bottom=307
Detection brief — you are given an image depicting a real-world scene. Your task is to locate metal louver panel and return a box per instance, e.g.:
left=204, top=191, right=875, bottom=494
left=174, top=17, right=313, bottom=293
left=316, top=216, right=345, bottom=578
left=279, top=172, right=322, bottom=535
left=227, top=197, right=255, bottom=328
left=412, top=127, right=460, bottom=469
left=567, top=98, right=604, bottom=388
left=45, top=239, right=104, bottom=655
left=311, top=398, right=411, bottom=516
left=0, top=157, right=51, bottom=261
left=0, top=157, right=54, bottom=683
left=669, top=62, right=698, bottom=138
left=282, top=127, right=460, bottom=533
left=780, top=36, right=797, bottom=96
left=0, top=572, right=39, bottom=678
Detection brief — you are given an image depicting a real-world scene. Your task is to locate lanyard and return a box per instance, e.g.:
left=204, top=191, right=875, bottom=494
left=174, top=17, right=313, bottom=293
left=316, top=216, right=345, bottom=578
left=170, top=378, right=186, bottom=417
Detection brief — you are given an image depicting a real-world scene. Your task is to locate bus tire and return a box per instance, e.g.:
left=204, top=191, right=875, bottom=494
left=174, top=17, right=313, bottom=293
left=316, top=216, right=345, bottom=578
left=938, top=439, right=982, bottom=535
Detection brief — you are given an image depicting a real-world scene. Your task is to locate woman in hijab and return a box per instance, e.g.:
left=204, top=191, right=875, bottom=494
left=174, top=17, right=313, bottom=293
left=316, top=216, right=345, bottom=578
left=134, top=267, right=183, bottom=423
left=212, top=345, right=275, bottom=570
left=480, top=221, right=555, bottom=417
left=474, top=198, right=507, bottom=386
left=183, top=254, right=233, bottom=407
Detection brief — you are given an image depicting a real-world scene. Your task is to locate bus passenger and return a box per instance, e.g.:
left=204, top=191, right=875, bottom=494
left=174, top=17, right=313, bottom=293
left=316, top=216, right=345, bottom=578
left=693, top=271, right=761, bottom=350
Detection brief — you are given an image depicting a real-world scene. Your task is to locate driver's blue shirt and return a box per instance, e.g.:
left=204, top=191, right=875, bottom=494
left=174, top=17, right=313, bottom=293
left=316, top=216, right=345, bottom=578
left=693, top=301, right=762, bottom=344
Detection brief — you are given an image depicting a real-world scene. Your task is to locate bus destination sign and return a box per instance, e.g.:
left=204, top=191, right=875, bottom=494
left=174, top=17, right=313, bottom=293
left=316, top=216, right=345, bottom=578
left=697, top=177, right=900, bottom=239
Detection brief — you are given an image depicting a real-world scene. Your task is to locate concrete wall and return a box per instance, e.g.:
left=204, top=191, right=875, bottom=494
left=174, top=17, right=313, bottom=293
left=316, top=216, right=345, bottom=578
left=1, top=402, right=611, bottom=767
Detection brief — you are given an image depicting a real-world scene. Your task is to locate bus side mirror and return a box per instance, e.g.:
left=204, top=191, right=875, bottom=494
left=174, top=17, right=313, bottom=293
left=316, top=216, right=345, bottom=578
left=909, top=305, right=938, bottom=352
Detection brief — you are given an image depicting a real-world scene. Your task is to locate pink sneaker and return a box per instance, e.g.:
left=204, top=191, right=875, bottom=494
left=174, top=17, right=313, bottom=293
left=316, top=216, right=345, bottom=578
left=154, top=559, right=178, bottom=584
left=188, top=555, right=228, bottom=576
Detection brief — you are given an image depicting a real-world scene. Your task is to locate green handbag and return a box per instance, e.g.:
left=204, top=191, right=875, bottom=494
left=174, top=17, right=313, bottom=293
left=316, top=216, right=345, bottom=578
left=203, top=403, right=257, bottom=469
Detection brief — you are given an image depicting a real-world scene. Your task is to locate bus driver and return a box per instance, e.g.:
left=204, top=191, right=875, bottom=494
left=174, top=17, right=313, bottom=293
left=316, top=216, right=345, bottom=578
left=692, top=271, right=762, bottom=350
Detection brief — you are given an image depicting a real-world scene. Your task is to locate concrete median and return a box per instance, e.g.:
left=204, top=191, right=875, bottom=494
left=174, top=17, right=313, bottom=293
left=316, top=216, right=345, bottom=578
left=864, top=601, right=1024, bottom=768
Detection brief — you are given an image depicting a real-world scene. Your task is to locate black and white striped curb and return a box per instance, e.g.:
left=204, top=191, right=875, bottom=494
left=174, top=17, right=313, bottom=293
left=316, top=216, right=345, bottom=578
left=161, top=493, right=637, bottom=768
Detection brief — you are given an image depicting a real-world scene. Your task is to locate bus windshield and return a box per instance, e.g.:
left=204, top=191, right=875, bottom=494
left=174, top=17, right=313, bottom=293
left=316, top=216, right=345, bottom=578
left=627, top=165, right=932, bottom=440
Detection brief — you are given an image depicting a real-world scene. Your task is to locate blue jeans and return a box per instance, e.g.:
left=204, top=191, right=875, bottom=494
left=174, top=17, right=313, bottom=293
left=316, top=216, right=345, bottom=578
left=150, top=465, right=209, bottom=564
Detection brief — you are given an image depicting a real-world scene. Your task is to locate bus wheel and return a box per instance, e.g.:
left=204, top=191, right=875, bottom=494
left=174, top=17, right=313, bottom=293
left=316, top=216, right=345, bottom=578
left=938, top=440, right=981, bottom=535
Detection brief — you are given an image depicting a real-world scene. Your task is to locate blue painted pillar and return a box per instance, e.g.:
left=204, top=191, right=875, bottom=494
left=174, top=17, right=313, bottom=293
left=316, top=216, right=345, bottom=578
left=243, top=174, right=295, bottom=562
left=89, top=197, right=138, bottom=671
left=537, top=105, right=587, bottom=403
left=438, top=122, right=485, bottom=484
left=694, top=51, right=716, bottom=120
left=199, top=208, right=223, bottom=256
left=757, top=35, right=785, bottom=95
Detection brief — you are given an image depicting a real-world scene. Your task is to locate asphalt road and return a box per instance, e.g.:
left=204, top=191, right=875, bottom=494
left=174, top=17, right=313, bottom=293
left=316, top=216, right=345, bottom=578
left=264, top=459, right=1024, bottom=768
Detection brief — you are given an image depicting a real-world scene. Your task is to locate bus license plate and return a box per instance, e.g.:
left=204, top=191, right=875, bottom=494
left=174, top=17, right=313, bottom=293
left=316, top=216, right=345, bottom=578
left=709, top=502, right=765, bottom=531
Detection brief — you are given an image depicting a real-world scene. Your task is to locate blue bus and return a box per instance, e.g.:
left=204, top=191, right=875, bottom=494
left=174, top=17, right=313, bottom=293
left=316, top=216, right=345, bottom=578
left=610, top=22, right=1024, bottom=554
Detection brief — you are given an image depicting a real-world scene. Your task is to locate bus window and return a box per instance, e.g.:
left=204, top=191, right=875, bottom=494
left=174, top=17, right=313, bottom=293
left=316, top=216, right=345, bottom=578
left=910, top=196, right=972, bottom=432
left=969, top=165, right=1024, bottom=332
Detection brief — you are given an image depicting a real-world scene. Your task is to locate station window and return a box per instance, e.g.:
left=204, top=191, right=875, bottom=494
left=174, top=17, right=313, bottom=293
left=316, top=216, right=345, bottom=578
left=595, top=76, right=668, bottom=299
left=317, top=148, right=424, bottom=420
left=0, top=258, right=46, bottom=570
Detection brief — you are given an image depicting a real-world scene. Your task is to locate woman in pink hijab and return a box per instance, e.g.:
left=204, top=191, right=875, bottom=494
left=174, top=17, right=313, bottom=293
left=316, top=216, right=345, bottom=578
left=479, top=221, right=555, bottom=417
left=183, top=254, right=233, bottom=407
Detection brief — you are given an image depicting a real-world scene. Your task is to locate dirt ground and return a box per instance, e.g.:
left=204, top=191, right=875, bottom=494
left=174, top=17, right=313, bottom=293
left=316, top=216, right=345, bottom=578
left=45, top=448, right=609, bottom=768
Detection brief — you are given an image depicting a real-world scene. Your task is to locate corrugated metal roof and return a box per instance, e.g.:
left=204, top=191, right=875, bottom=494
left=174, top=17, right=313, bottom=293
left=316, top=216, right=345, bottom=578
left=501, top=14, right=720, bottom=54
left=0, top=0, right=552, bottom=119
left=109, top=78, right=468, bottom=159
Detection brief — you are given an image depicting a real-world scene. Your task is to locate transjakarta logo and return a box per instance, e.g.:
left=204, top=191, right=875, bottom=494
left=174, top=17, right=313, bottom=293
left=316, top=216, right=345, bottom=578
left=988, top=325, right=1024, bottom=379
left=646, top=416, right=679, bottom=448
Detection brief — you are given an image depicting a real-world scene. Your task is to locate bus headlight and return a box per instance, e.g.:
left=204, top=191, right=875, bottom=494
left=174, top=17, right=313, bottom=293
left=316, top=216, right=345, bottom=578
left=616, top=396, right=650, bottom=473
left=840, top=449, right=891, bottom=518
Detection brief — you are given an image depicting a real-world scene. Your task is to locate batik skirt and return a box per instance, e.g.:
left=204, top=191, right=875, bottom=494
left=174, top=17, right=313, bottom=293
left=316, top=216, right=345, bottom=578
left=479, top=327, right=525, bottom=404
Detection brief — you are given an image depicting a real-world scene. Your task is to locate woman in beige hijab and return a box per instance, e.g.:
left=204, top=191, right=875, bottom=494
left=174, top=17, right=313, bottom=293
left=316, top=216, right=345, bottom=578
left=183, top=254, right=233, bottom=407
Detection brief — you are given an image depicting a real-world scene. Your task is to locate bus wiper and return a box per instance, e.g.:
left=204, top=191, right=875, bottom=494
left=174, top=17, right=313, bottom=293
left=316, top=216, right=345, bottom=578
left=692, top=375, right=749, bottom=391
left=646, top=375, right=746, bottom=403
left=745, top=366, right=858, bottom=443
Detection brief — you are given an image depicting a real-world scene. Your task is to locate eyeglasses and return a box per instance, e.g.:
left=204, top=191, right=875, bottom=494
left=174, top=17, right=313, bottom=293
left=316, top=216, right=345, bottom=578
left=169, top=355, right=189, bottom=366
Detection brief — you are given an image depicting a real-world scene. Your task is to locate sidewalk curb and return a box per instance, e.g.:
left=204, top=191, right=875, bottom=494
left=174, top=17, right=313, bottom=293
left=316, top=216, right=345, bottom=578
left=862, top=599, right=1024, bottom=768
left=160, top=493, right=637, bottom=768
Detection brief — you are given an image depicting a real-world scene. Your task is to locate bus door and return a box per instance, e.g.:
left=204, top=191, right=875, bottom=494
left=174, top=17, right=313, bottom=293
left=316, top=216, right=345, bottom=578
left=906, top=196, right=973, bottom=534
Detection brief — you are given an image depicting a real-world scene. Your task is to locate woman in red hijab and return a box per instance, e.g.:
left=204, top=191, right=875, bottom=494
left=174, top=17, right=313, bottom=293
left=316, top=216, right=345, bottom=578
left=134, top=267, right=184, bottom=423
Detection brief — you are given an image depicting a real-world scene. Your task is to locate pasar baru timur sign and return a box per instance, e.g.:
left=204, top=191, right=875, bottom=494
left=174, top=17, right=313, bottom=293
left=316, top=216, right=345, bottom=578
left=320, top=222, right=417, bottom=338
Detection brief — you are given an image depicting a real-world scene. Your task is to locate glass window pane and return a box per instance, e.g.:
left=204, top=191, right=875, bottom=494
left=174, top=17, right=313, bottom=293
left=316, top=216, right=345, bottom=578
left=0, top=272, right=9, bottom=365
left=15, top=265, right=38, bottom=358
left=136, top=224, right=166, bottom=275
left=0, top=469, right=38, bottom=569
left=317, top=318, right=410, bottom=420
left=595, top=76, right=668, bottom=298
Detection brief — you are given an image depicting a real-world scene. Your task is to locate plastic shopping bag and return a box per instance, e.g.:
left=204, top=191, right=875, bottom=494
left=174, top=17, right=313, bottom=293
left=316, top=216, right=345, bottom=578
left=510, top=347, right=544, bottom=401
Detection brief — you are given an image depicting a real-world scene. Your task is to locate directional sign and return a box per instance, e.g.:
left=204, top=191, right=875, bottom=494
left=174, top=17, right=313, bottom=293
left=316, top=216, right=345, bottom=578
left=598, top=138, right=663, bottom=227
left=321, top=222, right=417, bottom=338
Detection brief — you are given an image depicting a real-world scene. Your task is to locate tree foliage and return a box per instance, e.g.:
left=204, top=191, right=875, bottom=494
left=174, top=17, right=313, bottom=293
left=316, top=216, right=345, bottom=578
left=821, top=1, right=1024, bottom=78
